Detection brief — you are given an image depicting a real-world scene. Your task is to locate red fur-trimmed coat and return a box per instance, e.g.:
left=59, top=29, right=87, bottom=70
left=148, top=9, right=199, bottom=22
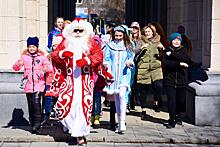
left=47, top=35, right=104, bottom=137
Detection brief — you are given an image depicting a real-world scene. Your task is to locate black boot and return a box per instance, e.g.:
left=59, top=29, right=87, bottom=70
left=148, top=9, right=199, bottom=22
left=175, top=115, right=183, bottom=125
left=32, top=92, right=42, bottom=134
left=110, top=101, right=116, bottom=131
left=26, top=94, right=34, bottom=127
left=153, top=101, right=160, bottom=112
left=165, top=119, right=176, bottom=129
left=141, top=111, right=147, bottom=120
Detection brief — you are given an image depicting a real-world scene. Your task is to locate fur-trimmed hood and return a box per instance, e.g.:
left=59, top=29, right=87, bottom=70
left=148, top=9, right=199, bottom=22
left=21, top=49, right=45, bottom=56
left=141, top=33, right=161, bottom=44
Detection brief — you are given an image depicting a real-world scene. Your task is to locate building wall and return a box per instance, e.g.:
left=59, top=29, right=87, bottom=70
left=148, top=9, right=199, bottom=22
left=0, top=0, right=219, bottom=71
left=211, top=0, right=220, bottom=71
left=167, top=0, right=212, bottom=69
left=0, top=0, right=48, bottom=70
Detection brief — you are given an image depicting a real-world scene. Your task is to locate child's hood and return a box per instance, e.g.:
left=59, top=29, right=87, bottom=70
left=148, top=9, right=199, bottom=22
left=21, top=49, right=45, bottom=56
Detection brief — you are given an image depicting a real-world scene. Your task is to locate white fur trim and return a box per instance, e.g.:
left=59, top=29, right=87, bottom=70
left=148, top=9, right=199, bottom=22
left=62, top=19, right=94, bottom=38
left=84, top=57, right=91, bottom=65
left=103, top=61, right=110, bottom=67
left=103, top=62, right=111, bottom=73
left=103, top=89, right=120, bottom=95
left=119, top=84, right=130, bottom=92
left=59, top=50, right=65, bottom=59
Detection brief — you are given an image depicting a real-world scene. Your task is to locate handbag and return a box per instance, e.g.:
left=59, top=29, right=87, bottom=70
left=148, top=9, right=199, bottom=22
left=188, top=66, right=208, bottom=83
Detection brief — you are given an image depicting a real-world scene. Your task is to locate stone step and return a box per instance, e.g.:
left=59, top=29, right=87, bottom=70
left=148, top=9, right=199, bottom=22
left=0, top=71, right=23, bottom=83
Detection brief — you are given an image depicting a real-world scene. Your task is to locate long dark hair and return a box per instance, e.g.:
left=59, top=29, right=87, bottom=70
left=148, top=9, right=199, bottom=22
left=112, top=26, right=131, bottom=48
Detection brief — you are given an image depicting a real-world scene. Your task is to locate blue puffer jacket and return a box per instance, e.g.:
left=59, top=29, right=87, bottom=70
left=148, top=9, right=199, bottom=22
left=47, top=27, right=62, bottom=53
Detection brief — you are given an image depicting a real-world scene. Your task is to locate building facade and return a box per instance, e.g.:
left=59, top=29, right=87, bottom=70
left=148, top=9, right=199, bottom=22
left=0, top=0, right=220, bottom=71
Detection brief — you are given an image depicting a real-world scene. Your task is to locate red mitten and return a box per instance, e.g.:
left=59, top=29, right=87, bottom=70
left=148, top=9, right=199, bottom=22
left=62, top=51, right=73, bottom=58
left=99, top=66, right=114, bottom=85
left=76, top=57, right=90, bottom=67
left=59, top=50, right=73, bottom=59
left=102, top=69, right=113, bottom=79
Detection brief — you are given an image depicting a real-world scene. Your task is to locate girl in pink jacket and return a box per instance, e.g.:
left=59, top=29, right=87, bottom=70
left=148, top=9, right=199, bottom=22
left=13, top=37, right=52, bottom=134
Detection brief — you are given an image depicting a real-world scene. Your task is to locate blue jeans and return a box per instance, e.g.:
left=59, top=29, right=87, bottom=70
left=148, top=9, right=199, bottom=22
left=92, top=87, right=101, bottom=116
left=44, top=85, right=53, bottom=117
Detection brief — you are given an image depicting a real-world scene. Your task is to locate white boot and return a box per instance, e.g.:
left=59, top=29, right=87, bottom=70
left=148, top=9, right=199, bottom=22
left=115, top=120, right=126, bottom=133
left=119, top=120, right=126, bottom=132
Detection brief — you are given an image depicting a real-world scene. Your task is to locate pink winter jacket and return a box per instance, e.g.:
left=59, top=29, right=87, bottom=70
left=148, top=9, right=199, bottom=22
left=13, top=50, right=53, bottom=93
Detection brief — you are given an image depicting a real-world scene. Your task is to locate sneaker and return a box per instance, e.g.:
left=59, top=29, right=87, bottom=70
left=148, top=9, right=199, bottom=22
left=77, top=137, right=87, bottom=145
left=93, top=120, right=100, bottom=129
left=90, top=116, right=95, bottom=126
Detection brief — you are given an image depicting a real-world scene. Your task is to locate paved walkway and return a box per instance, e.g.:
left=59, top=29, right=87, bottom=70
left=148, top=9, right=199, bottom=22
left=0, top=107, right=220, bottom=145
left=1, top=142, right=220, bottom=147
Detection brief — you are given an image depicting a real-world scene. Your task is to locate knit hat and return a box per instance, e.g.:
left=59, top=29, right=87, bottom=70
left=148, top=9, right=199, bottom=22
left=27, top=36, right=39, bottom=47
left=93, top=35, right=102, bottom=47
left=168, top=33, right=182, bottom=42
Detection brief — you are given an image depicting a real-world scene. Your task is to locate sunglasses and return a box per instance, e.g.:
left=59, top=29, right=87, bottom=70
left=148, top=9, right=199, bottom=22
left=73, top=29, right=84, bottom=33
left=132, top=26, right=139, bottom=30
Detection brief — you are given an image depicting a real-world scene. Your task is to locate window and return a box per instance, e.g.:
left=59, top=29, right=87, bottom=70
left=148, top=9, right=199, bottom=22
left=76, top=0, right=83, bottom=4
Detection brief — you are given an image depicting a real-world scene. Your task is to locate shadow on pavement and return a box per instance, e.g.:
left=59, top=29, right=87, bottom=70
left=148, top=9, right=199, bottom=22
left=2, top=108, right=29, bottom=130
left=1, top=108, right=75, bottom=143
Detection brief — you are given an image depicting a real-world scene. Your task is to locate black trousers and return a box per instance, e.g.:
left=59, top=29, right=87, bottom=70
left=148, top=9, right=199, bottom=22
left=136, top=80, right=163, bottom=108
left=165, top=86, right=186, bottom=122
left=26, top=92, right=43, bottom=128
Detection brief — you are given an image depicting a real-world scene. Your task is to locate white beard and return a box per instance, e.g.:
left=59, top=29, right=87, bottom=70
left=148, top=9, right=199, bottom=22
left=65, top=36, right=90, bottom=55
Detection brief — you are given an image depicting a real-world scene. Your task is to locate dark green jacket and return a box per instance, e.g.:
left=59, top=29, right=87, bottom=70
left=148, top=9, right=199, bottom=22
left=136, top=35, right=163, bottom=84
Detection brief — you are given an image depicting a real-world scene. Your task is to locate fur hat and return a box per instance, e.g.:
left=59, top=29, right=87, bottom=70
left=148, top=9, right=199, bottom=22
left=169, top=33, right=182, bottom=42
left=62, top=19, right=93, bottom=38
left=27, top=36, right=39, bottom=47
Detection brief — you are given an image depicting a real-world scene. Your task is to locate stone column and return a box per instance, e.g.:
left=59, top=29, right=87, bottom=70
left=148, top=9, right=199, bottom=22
left=0, top=0, right=48, bottom=70
left=0, top=0, right=23, bottom=70
left=210, top=0, right=220, bottom=71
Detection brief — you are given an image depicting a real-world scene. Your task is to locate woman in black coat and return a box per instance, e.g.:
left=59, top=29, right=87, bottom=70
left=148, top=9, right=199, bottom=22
left=162, top=33, right=191, bottom=128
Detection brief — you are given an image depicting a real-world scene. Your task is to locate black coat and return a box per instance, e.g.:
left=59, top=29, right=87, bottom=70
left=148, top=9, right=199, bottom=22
left=162, top=46, right=191, bottom=88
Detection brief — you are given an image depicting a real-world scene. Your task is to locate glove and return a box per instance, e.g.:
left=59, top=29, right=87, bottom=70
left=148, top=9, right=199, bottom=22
left=100, top=66, right=114, bottom=84
left=166, top=51, right=171, bottom=56
left=62, top=51, right=73, bottom=58
left=180, top=62, right=189, bottom=67
left=59, top=50, right=73, bottom=59
left=76, top=57, right=90, bottom=67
